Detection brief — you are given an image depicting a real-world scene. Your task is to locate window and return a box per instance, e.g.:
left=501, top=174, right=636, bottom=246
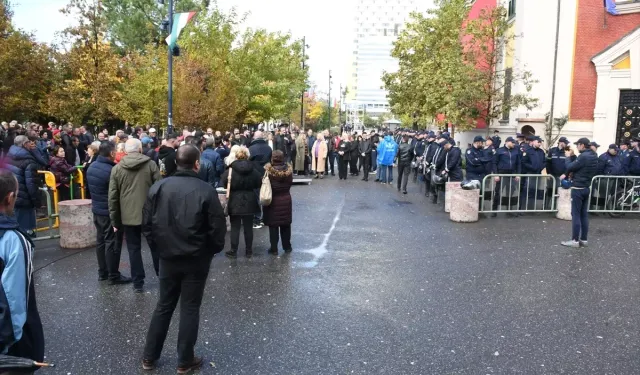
left=508, top=0, right=516, bottom=19
left=502, top=68, right=513, bottom=121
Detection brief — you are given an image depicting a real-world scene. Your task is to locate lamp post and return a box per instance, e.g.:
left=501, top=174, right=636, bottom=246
left=328, top=70, right=333, bottom=129
left=167, top=0, right=174, bottom=134
left=301, top=37, right=309, bottom=130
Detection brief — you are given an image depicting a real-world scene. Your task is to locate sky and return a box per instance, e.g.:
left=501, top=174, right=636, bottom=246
left=10, top=0, right=354, bottom=101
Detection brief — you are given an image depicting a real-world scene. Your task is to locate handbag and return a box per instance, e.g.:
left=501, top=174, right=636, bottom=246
left=223, top=168, right=232, bottom=216
left=260, top=171, right=272, bottom=206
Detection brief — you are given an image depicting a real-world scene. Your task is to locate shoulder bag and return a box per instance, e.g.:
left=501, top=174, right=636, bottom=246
left=223, top=168, right=232, bottom=216
left=259, top=171, right=272, bottom=206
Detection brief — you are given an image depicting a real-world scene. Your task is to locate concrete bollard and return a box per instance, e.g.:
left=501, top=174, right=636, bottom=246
left=556, top=188, right=572, bottom=221
left=58, top=199, right=96, bottom=249
left=444, top=182, right=461, bottom=213
left=218, top=194, right=231, bottom=231
left=450, top=189, right=480, bottom=223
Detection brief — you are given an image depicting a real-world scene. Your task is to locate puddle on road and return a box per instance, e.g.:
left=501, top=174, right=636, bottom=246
left=300, top=198, right=345, bottom=268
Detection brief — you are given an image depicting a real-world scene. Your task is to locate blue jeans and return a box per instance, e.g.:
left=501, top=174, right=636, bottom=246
left=571, top=188, right=590, bottom=241
left=379, top=165, right=393, bottom=183
left=371, top=150, right=378, bottom=172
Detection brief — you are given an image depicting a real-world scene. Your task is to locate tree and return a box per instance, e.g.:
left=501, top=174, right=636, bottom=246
left=464, top=6, right=538, bottom=134
left=0, top=0, right=54, bottom=121
left=101, top=0, right=209, bottom=53
left=46, top=0, right=123, bottom=125
left=544, top=112, right=568, bottom=149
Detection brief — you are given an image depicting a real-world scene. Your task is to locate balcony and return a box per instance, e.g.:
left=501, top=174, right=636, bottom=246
left=616, top=0, right=640, bottom=14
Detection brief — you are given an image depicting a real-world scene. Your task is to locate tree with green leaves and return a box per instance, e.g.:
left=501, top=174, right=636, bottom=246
left=101, top=0, right=209, bottom=53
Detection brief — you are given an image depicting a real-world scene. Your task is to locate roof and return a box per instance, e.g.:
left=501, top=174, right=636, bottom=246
left=592, top=25, right=640, bottom=61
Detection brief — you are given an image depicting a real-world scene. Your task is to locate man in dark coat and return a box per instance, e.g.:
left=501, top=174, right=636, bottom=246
left=395, top=134, right=414, bottom=193
left=86, top=142, right=130, bottom=284
left=443, top=139, right=463, bottom=182
left=201, top=138, right=224, bottom=187
left=142, top=145, right=226, bottom=373
left=5, top=136, right=41, bottom=235
left=248, top=131, right=272, bottom=228
left=61, top=124, right=75, bottom=165
left=358, top=133, right=373, bottom=181
left=519, top=136, right=546, bottom=211
left=158, top=133, right=178, bottom=178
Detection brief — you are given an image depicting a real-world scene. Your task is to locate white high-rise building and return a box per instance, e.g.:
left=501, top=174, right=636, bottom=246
left=346, top=0, right=431, bottom=121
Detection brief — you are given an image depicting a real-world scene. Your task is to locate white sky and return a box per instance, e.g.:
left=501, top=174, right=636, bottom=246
left=10, top=0, right=354, bottom=100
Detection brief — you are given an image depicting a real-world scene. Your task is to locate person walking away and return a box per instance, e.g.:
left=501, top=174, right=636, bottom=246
left=396, top=134, right=414, bottom=194
left=560, top=138, right=599, bottom=247
left=202, top=137, right=224, bottom=187
left=86, top=142, right=130, bottom=284
left=311, top=133, right=328, bottom=179
left=248, top=131, right=272, bottom=228
left=219, top=146, right=262, bottom=258
left=295, top=132, right=307, bottom=176
left=109, top=139, right=160, bottom=293
left=491, top=137, right=521, bottom=216
left=359, top=133, right=373, bottom=181
left=158, top=133, right=178, bottom=178
left=263, top=151, right=293, bottom=255
left=141, top=145, right=226, bottom=374
left=0, top=170, right=45, bottom=365
left=49, top=145, right=78, bottom=202
left=5, top=136, right=41, bottom=236
left=337, top=134, right=351, bottom=180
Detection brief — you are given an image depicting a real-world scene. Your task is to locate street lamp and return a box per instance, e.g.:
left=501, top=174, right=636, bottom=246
left=159, top=0, right=176, bottom=134
left=328, top=70, right=333, bottom=129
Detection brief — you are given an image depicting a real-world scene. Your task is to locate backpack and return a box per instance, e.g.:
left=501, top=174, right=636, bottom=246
left=159, top=157, right=167, bottom=177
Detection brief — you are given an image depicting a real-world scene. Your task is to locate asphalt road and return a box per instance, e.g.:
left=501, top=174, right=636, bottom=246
left=33, top=173, right=640, bottom=374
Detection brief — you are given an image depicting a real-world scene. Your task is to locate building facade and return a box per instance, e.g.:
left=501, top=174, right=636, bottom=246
left=346, top=0, right=432, bottom=122
left=458, top=0, right=640, bottom=148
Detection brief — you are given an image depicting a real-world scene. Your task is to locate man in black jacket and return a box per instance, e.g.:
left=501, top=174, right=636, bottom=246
left=396, top=134, right=414, bottom=194
left=142, top=145, right=226, bottom=374
left=158, top=133, right=178, bottom=178
left=560, top=138, right=599, bottom=248
left=358, top=133, right=373, bottom=181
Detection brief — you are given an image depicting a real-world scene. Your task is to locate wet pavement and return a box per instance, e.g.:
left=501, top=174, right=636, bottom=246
left=33, top=173, right=640, bottom=374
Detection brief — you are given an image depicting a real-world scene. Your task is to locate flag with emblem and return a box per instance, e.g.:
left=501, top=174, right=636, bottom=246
left=166, top=12, right=197, bottom=48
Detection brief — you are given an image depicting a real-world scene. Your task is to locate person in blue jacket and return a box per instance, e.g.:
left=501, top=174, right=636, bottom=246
left=377, top=133, right=398, bottom=184
left=5, top=136, right=41, bottom=236
left=624, top=138, right=640, bottom=176
left=465, top=135, right=492, bottom=182
left=202, top=137, right=224, bottom=187
left=519, top=136, right=546, bottom=211
left=0, top=168, right=45, bottom=362
left=491, top=137, right=521, bottom=215
left=86, top=142, right=131, bottom=284
left=596, top=144, right=626, bottom=203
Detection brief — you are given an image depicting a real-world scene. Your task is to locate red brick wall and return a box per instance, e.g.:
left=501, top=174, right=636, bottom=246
left=570, top=1, right=640, bottom=120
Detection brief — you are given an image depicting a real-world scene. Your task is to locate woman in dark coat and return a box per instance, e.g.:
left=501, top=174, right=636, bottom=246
left=49, top=145, right=78, bottom=201
left=349, top=134, right=360, bottom=176
left=219, top=146, right=262, bottom=258
left=263, top=151, right=293, bottom=255
left=337, top=134, right=350, bottom=180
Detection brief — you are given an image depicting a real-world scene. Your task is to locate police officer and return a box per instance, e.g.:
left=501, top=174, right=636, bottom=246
left=619, top=140, right=631, bottom=158
left=491, top=137, right=521, bottom=216
left=491, top=131, right=502, bottom=149
left=443, top=138, right=462, bottom=181
left=465, top=135, right=491, bottom=182
left=412, top=132, right=426, bottom=183
left=516, top=133, right=526, bottom=149
left=519, top=136, right=546, bottom=211
left=625, top=137, right=640, bottom=176
left=560, top=138, right=599, bottom=248
left=423, top=132, right=438, bottom=198
left=545, top=137, right=572, bottom=208
left=430, top=136, right=448, bottom=204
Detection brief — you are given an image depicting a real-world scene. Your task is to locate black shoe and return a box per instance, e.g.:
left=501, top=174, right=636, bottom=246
left=98, top=275, right=108, bottom=281
left=225, top=250, right=237, bottom=259
left=246, top=250, right=253, bottom=258
left=109, top=275, right=133, bottom=285
left=284, top=248, right=293, bottom=253
left=268, top=249, right=278, bottom=255
left=374, top=179, right=380, bottom=182
left=364, top=179, right=368, bottom=182
left=490, top=213, right=497, bottom=218
left=331, top=173, right=335, bottom=176
left=397, top=187, right=401, bottom=191
left=133, top=285, right=144, bottom=293
left=403, top=191, right=408, bottom=194
left=177, top=356, right=203, bottom=375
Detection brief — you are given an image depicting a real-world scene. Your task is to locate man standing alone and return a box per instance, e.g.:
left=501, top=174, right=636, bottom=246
left=142, top=145, right=226, bottom=374
left=109, top=139, right=160, bottom=292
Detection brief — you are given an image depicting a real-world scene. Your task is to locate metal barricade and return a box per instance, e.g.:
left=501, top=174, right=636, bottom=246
left=588, top=175, right=640, bottom=217
left=70, top=167, right=86, bottom=200
left=479, top=174, right=558, bottom=213
left=34, top=170, right=61, bottom=240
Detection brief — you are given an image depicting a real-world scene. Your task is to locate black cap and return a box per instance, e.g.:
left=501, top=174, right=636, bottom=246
left=505, top=136, right=516, bottom=143
left=590, top=141, right=600, bottom=148
left=526, top=135, right=536, bottom=141
left=608, top=144, right=617, bottom=149
left=574, top=137, right=591, bottom=146
left=516, top=133, right=524, bottom=138
left=473, top=136, right=485, bottom=142
left=558, top=137, right=569, bottom=144
left=535, top=136, right=543, bottom=142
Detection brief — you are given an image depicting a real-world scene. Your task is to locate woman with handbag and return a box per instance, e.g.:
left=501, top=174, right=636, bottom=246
left=219, top=146, right=262, bottom=258
left=263, top=151, right=293, bottom=255
left=311, top=133, right=328, bottom=179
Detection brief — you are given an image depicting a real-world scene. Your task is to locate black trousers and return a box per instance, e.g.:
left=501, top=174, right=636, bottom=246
left=94, top=214, right=123, bottom=279
left=397, top=163, right=411, bottom=192
left=328, top=151, right=336, bottom=175
left=349, top=157, right=358, bottom=175
left=230, top=215, right=253, bottom=251
left=338, top=157, right=348, bottom=179
left=269, top=225, right=291, bottom=251
left=143, top=257, right=211, bottom=367
left=362, top=154, right=371, bottom=180
left=123, top=225, right=145, bottom=288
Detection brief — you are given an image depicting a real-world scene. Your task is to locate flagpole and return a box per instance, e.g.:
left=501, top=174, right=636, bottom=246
left=167, top=0, right=174, bottom=135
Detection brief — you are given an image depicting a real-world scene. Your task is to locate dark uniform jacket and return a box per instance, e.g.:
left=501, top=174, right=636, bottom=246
left=566, top=149, right=599, bottom=188
left=444, top=146, right=463, bottom=181
left=465, top=146, right=492, bottom=178
left=521, top=145, right=546, bottom=174
left=396, top=142, right=414, bottom=165
left=86, top=156, right=115, bottom=216
left=546, top=146, right=570, bottom=177
left=626, top=149, right=640, bottom=176
left=493, top=146, right=521, bottom=174
left=6, top=146, right=41, bottom=209
left=600, top=152, right=625, bottom=176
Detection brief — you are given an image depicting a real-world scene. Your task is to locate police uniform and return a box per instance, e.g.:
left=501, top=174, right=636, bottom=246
left=423, top=136, right=438, bottom=197
left=465, top=144, right=491, bottom=181
left=492, top=140, right=521, bottom=212
left=626, top=147, right=640, bottom=176
left=519, top=139, right=546, bottom=210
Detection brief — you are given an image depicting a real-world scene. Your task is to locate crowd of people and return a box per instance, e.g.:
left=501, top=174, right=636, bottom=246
left=1, top=118, right=639, bottom=373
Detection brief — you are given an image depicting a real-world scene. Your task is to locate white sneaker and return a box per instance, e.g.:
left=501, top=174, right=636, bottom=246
left=253, top=223, right=263, bottom=229
left=561, top=240, right=580, bottom=248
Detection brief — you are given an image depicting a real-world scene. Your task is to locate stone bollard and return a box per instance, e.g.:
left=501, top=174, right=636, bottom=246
left=444, top=182, right=461, bottom=213
left=218, top=194, right=231, bottom=231
left=450, top=189, right=480, bottom=223
left=58, top=199, right=96, bottom=249
left=556, top=188, right=572, bottom=221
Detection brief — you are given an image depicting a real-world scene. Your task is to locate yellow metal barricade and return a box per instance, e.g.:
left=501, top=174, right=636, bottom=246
left=35, top=171, right=60, bottom=237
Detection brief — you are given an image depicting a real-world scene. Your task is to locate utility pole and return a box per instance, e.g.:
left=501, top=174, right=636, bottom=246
left=167, top=0, right=174, bottom=134
left=548, top=0, right=562, bottom=144
left=328, top=70, right=332, bottom=129
left=339, top=84, right=343, bottom=124
left=301, top=36, right=308, bottom=130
